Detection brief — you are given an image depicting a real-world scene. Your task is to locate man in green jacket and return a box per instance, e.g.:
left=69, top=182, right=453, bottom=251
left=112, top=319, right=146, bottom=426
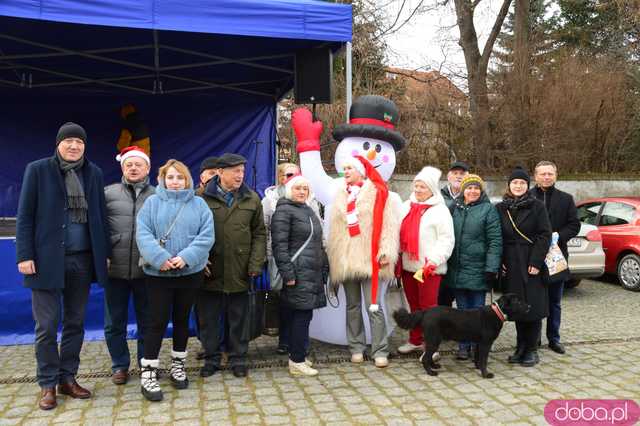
left=198, top=153, right=266, bottom=378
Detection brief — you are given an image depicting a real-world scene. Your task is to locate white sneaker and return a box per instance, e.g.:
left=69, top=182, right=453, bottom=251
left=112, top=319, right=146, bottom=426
left=351, top=353, right=364, bottom=364
left=419, top=352, right=441, bottom=363
left=398, top=342, right=423, bottom=354
left=289, top=360, right=318, bottom=376
left=374, top=357, right=389, bottom=368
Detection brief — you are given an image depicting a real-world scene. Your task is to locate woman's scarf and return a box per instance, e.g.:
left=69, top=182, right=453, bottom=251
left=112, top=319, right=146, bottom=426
left=56, top=150, right=88, bottom=223
left=345, top=181, right=364, bottom=237
left=400, top=202, right=431, bottom=260
left=502, top=191, right=534, bottom=211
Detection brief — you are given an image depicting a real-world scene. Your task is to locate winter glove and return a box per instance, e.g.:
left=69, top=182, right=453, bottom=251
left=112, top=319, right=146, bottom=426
left=292, top=108, right=323, bottom=153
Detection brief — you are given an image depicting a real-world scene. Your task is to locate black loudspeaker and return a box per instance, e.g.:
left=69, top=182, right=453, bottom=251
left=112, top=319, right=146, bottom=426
left=294, top=48, right=333, bottom=104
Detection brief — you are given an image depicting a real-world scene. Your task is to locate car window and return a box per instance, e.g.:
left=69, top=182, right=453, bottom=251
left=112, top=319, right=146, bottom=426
left=577, top=202, right=602, bottom=225
left=599, top=202, right=636, bottom=226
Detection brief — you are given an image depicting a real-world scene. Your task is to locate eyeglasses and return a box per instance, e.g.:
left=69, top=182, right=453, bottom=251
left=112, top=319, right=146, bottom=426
left=285, top=173, right=295, bottom=178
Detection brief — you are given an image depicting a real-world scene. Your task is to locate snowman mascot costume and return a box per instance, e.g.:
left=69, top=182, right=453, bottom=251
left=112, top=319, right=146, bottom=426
left=292, top=95, right=407, bottom=352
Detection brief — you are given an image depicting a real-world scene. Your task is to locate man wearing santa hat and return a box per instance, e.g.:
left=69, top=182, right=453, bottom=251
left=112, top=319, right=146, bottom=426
left=326, top=155, right=400, bottom=368
left=104, top=146, right=155, bottom=386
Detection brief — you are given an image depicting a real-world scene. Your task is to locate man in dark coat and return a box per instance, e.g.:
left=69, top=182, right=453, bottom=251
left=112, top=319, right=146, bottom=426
left=198, top=153, right=266, bottom=378
left=439, top=160, right=469, bottom=307
left=531, top=160, right=580, bottom=355
left=16, top=122, right=110, bottom=410
left=104, top=146, right=155, bottom=385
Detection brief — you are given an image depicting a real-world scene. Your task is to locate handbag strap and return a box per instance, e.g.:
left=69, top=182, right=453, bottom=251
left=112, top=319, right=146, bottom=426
left=162, top=202, right=187, bottom=241
left=506, top=210, right=533, bottom=244
left=291, top=217, right=314, bottom=262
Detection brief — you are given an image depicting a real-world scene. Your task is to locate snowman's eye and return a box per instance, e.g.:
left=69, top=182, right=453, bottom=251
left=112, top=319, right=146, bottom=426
left=375, top=144, right=382, bottom=153
left=363, top=141, right=370, bottom=150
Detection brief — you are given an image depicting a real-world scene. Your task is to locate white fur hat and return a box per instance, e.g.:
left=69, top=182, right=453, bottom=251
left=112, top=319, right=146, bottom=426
left=414, top=166, right=442, bottom=196
left=284, top=174, right=313, bottom=200
left=342, top=157, right=366, bottom=178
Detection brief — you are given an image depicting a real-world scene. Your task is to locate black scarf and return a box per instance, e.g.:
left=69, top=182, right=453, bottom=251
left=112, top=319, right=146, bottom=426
left=502, top=191, right=535, bottom=211
left=55, top=151, right=88, bottom=223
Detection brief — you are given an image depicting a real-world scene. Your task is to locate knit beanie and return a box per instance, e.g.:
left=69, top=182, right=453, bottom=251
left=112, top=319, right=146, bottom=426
left=460, top=174, right=484, bottom=192
left=414, top=166, right=442, bottom=198
left=508, top=166, right=530, bottom=186
left=56, top=122, right=87, bottom=145
left=284, top=174, right=313, bottom=200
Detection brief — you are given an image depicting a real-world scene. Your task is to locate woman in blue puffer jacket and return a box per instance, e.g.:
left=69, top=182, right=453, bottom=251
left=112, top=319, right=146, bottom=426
left=136, top=159, right=214, bottom=402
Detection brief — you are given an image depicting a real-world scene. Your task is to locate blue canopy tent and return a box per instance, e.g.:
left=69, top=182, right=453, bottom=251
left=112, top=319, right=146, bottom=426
left=0, top=0, right=352, bottom=344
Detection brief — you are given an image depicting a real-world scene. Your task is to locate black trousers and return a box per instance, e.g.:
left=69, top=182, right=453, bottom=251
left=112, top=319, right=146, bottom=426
left=197, top=290, right=249, bottom=368
left=32, top=253, right=93, bottom=388
left=437, top=282, right=456, bottom=307
left=516, top=319, right=542, bottom=352
left=288, top=309, right=313, bottom=363
left=143, top=278, right=199, bottom=360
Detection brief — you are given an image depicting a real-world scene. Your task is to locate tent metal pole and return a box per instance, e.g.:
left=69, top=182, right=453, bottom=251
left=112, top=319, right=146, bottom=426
left=15, top=64, right=153, bottom=93
left=0, top=34, right=156, bottom=71
left=160, top=53, right=292, bottom=72
left=346, top=41, right=352, bottom=122
left=0, top=45, right=153, bottom=61
left=161, top=45, right=292, bottom=74
left=160, top=74, right=273, bottom=97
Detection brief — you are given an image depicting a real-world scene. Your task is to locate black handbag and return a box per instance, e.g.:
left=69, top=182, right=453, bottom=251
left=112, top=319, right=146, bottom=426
left=246, top=272, right=267, bottom=341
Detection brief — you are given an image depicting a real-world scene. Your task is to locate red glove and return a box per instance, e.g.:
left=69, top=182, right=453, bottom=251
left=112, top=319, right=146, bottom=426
left=422, top=258, right=437, bottom=278
left=292, top=108, right=323, bottom=153
left=394, top=255, right=403, bottom=278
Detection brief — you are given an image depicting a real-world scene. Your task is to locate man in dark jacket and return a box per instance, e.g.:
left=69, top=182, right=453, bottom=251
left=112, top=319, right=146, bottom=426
left=104, top=146, right=155, bottom=385
left=531, top=160, right=580, bottom=355
left=198, top=153, right=266, bottom=378
left=439, top=160, right=469, bottom=307
left=16, top=122, right=110, bottom=410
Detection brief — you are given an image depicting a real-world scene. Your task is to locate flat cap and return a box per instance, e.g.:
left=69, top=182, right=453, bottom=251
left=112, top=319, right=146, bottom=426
left=449, top=160, right=470, bottom=172
left=217, top=153, right=247, bottom=168
left=200, top=156, right=219, bottom=173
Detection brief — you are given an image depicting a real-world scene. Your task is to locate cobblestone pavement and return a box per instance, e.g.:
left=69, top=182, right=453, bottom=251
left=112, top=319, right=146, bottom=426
left=1, top=278, right=639, bottom=425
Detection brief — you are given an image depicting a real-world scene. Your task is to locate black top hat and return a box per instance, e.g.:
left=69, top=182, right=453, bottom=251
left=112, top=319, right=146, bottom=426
left=332, top=95, right=407, bottom=152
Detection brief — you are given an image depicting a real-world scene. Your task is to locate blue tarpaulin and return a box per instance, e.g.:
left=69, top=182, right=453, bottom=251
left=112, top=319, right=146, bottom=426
left=0, top=0, right=351, bottom=344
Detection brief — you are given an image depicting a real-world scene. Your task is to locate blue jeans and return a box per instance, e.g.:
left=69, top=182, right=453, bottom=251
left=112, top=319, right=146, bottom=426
left=104, top=278, right=148, bottom=372
left=455, top=289, right=486, bottom=351
left=546, top=281, right=564, bottom=344
left=279, top=303, right=309, bottom=353
left=32, top=253, right=92, bottom=388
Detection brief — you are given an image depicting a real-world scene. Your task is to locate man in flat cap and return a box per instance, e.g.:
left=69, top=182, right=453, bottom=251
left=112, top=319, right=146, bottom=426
left=197, top=157, right=220, bottom=192
left=16, top=122, right=110, bottom=410
left=441, top=161, right=470, bottom=208
left=198, top=153, right=266, bottom=378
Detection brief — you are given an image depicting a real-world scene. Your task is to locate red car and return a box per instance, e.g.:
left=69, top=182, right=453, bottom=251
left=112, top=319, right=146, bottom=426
left=576, top=197, right=640, bottom=291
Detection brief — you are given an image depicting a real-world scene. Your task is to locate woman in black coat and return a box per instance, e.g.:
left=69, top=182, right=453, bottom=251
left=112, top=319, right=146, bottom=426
left=496, top=167, right=552, bottom=367
left=271, top=175, right=327, bottom=376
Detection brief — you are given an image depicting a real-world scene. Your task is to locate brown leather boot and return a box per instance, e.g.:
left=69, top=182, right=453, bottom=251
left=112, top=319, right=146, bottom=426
left=58, top=379, right=92, bottom=399
left=38, top=387, right=57, bottom=410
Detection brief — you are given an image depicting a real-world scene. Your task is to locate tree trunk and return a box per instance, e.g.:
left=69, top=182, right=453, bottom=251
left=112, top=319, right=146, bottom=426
left=513, top=0, right=531, bottom=151
left=454, top=0, right=513, bottom=170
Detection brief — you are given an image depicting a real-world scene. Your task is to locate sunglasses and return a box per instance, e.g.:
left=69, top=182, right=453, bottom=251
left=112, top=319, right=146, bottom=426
left=285, top=173, right=296, bottom=178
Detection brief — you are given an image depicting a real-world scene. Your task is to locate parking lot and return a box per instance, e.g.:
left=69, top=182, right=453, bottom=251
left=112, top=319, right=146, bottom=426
left=0, top=277, right=639, bottom=425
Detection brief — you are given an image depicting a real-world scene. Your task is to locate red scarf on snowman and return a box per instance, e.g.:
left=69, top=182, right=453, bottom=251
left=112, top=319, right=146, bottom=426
left=347, top=155, right=389, bottom=313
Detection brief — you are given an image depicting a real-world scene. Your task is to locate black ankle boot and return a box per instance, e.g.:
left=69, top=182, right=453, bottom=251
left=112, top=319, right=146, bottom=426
left=508, top=346, right=525, bottom=364
left=520, top=350, right=539, bottom=367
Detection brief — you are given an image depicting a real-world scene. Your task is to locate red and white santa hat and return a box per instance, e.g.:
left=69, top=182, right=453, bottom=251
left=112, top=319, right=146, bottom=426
left=115, top=146, right=150, bottom=165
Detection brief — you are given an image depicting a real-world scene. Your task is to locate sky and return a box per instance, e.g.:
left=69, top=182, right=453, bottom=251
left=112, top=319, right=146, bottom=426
left=382, top=0, right=510, bottom=89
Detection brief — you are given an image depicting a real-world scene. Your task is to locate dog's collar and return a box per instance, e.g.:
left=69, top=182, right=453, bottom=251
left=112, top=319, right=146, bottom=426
left=491, top=303, right=506, bottom=322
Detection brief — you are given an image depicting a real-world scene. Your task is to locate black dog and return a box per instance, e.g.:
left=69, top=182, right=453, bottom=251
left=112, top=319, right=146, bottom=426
left=393, top=293, right=529, bottom=378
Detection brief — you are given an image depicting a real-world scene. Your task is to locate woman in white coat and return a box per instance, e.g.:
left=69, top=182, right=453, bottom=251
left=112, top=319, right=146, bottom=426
left=397, top=166, right=455, bottom=355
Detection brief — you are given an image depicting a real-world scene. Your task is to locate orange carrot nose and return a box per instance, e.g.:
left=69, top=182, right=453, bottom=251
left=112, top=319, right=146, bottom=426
left=367, top=149, right=376, bottom=160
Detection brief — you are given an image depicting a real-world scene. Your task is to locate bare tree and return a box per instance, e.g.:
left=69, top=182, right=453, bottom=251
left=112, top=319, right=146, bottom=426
left=450, top=0, right=512, bottom=169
